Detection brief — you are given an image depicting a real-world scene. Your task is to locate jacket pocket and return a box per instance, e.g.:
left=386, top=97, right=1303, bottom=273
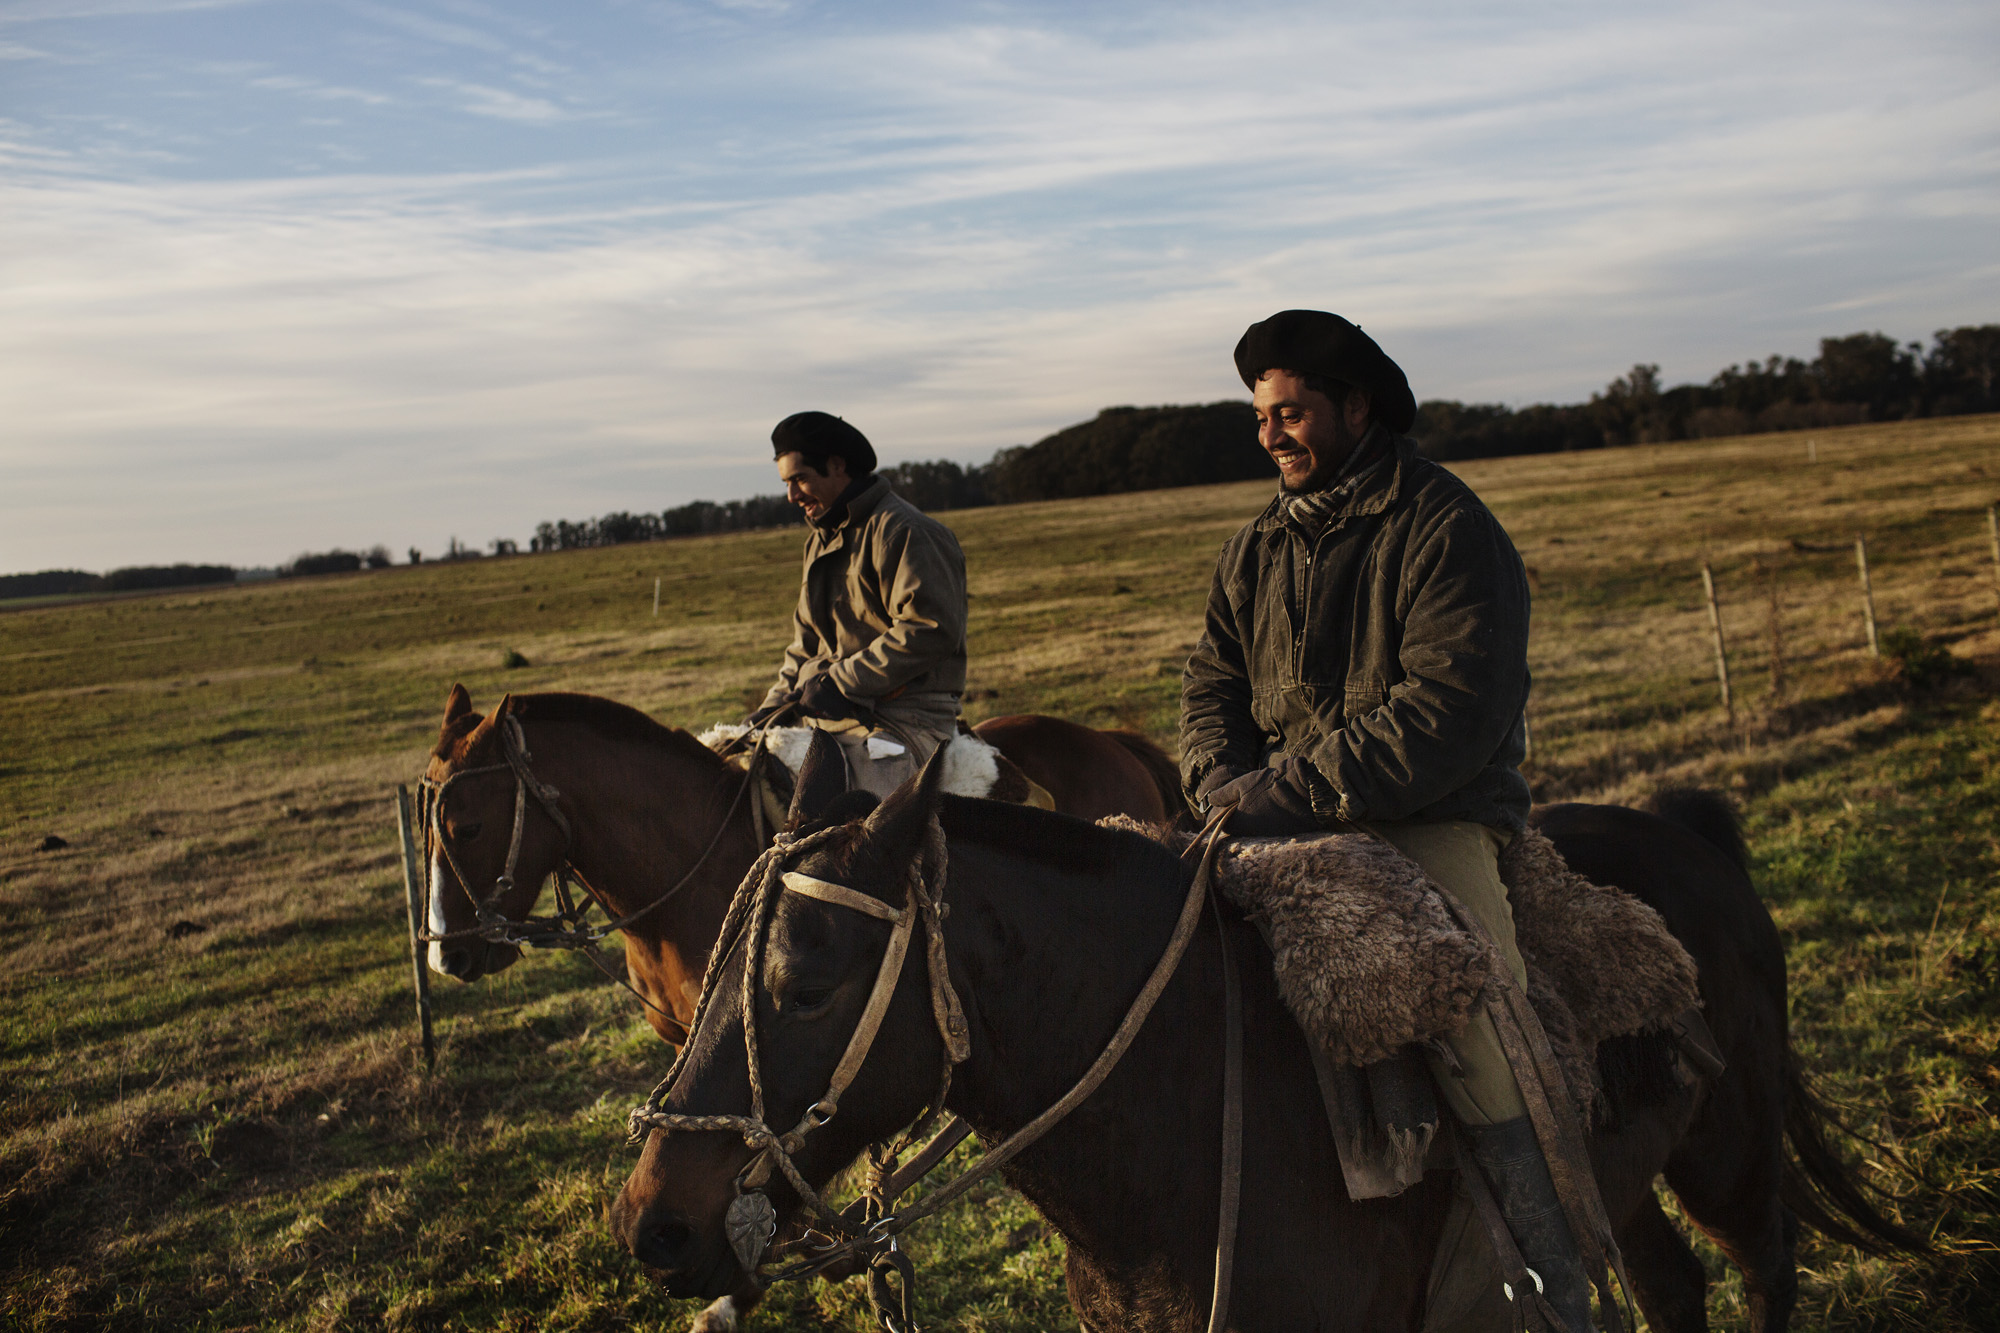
left=1343, top=681, right=1389, bottom=719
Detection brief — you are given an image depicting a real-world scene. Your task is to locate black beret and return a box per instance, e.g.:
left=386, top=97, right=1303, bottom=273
left=1233, top=310, right=1417, bottom=435
left=771, top=411, right=876, bottom=476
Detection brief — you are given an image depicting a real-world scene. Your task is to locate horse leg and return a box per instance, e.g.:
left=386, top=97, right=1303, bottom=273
left=1616, top=1190, right=1709, bottom=1333
left=1662, top=1153, right=1797, bottom=1333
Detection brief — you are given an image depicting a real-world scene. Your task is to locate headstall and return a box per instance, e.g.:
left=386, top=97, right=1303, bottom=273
left=416, top=713, right=764, bottom=1028
left=625, top=812, right=1237, bottom=1333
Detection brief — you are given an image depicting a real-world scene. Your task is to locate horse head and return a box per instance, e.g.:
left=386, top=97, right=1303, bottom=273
left=612, top=746, right=950, bottom=1296
left=422, top=683, right=570, bottom=982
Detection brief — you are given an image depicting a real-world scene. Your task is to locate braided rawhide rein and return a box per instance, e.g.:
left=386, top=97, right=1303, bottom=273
left=625, top=816, right=962, bottom=1245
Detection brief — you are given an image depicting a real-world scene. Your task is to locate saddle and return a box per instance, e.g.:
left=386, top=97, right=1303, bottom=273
left=1105, top=817, right=1707, bottom=1194
left=699, top=723, right=1053, bottom=830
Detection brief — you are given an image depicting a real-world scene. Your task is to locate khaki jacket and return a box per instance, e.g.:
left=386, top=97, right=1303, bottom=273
left=760, top=476, right=968, bottom=712
left=1179, top=435, right=1532, bottom=831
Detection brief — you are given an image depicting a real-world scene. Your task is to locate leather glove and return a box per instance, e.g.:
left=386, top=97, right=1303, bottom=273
left=798, top=674, right=870, bottom=723
left=1194, top=765, right=1246, bottom=810
left=1205, top=757, right=1321, bottom=837
left=743, top=692, right=800, bottom=729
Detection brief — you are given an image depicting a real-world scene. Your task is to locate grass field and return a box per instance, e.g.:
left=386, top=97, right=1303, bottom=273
left=4, top=415, right=1998, bottom=1331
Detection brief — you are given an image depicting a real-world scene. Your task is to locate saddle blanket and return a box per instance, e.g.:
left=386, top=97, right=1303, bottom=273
left=1108, top=817, right=1704, bottom=1128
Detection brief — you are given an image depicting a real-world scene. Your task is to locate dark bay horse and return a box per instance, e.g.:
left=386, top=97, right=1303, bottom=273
left=612, top=760, right=1919, bottom=1332
left=421, top=686, right=1187, bottom=1035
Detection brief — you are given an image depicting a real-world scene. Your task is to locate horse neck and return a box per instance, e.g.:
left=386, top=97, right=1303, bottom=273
left=527, top=721, right=762, bottom=940
left=939, top=827, right=1222, bottom=1244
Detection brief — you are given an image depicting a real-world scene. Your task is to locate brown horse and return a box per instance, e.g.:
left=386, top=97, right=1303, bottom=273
left=421, top=687, right=1187, bottom=1032
left=611, top=761, right=1921, bottom=1332
left=974, top=713, right=1185, bottom=824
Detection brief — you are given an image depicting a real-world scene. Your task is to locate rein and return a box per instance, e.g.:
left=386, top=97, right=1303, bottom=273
left=417, top=712, right=767, bottom=1030
left=625, top=810, right=1239, bottom=1333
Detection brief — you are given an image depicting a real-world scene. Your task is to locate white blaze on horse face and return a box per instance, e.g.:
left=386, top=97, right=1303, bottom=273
left=426, top=849, right=452, bottom=974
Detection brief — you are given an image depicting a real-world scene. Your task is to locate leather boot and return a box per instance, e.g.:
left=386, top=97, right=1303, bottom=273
left=1465, top=1116, right=1598, bottom=1333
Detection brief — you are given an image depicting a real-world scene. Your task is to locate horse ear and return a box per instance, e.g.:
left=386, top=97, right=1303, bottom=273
left=437, top=683, right=482, bottom=753
left=785, top=730, right=849, bottom=831
left=859, top=743, right=950, bottom=863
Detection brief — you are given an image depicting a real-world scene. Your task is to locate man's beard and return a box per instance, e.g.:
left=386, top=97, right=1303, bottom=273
left=1279, top=416, right=1365, bottom=494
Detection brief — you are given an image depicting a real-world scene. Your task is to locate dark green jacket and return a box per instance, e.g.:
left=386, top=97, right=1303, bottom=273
left=1179, top=435, right=1532, bottom=831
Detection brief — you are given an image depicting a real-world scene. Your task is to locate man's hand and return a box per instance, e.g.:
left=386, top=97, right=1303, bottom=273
left=1194, top=765, right=1246, bottom=810
left=743, top=693, right=800, bottom=729
left=797, top=675, right=871, bottom=723
left=1205, top=757, right=1320, bottom=836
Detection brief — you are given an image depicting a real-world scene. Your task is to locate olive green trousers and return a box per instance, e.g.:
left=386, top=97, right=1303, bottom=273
left=1367, top=819, right=1531, bottom=1127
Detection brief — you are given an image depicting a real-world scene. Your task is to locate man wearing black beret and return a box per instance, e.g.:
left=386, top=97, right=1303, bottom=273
left=1180, top=312, right=1598, bottom=1330
left=746, top=411, right=968, bottom=797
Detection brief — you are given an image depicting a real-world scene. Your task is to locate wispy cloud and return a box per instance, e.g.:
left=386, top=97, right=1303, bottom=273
left=414, top=75, right=577, bottom=123
left=1, top=0, right=1996, bottom=570
left=250, top=74, right=394, bottom=107
left=0, top=0, right=256, bottom=22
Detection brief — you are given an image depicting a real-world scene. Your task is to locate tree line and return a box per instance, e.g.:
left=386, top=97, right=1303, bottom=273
left=8, top=323, right=1992, bottom=593
left=1414, top=325, right=2000, bottom=461
left=526, top=322, right=1999, bottom=545
left=0, top=564, right=237, bottom=600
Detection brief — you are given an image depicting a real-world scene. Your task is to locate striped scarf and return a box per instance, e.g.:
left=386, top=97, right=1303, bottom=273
left=1278, top=425, right=1391, bottom=540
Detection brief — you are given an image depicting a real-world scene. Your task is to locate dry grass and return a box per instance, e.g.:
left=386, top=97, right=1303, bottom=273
left=2, top=413, right=1998, bottom=1330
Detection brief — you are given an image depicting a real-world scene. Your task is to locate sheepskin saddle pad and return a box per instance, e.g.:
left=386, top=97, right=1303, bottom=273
left=1115, top=819, right=1703, bottom=1118
left=697, top=723, right=1016, bottom=801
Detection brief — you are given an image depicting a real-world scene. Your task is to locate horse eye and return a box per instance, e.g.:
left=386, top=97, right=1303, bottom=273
left=791, top=988, right=833, bottom=1012
left=453, top=822, right=483, bottom=842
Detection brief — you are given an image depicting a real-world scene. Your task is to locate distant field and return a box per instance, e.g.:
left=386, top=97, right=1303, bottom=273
left=3, top=415, right=1997, bottom=1331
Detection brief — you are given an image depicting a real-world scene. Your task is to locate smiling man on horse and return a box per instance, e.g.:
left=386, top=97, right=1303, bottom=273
left=1180, top=310, right=1598, bottom=1331
left=746, top=411, right=970, bottom=799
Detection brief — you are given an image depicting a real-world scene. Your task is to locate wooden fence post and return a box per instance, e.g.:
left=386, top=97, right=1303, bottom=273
left=1854, top=536, right=1879, bottom=657
left=1807, top=438, right=1817, bottom=464
left=652, top=577, right=662, bottom=618
left=395, top=784, right=437, bottom=1071
left=1701, top=563, right=1733, bottom=722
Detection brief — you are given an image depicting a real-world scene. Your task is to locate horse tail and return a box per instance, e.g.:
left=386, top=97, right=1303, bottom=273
left=1643, top=787, right=1929, bottom=1255
left=1641, top=785, right=1750, bottom=871
left=1779, top=1052, right=1932, bottom=1255
left=1103, top=730, right=1191, bottom=824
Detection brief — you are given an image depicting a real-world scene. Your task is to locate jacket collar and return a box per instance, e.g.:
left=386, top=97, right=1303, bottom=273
left=1253, top=429, right=1411, bottom=534
left=808, top=474, right=890, bottom=548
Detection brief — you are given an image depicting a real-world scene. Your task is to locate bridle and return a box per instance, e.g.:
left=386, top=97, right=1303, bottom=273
left=626, top=810, right=1241, bottom=1333
left=417, top=711, right=767, bottom=1030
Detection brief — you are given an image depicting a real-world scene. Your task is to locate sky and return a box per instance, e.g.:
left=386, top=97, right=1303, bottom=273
left=2, top=0, right=1997, bottom=573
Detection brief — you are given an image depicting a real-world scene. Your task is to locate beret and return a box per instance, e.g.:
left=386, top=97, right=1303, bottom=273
left=771, top=411, right=877, bottom=475
left=1233, top=310, right=1417, bottom=435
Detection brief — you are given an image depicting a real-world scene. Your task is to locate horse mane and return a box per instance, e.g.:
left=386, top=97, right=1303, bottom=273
left=797, top=794, right=1181, bottom=892
left=937, top=794, right=1183, bottom=880
left=432, top=691, right=721, bottom=770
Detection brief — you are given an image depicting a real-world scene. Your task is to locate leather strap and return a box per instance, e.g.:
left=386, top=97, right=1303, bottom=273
left=784, top=873, right=905, bottom=922
left=778, top=877, right=920, bottom=1144
left=864, top=820, right=1230, bottom=1234
left=1205, top=871, right=1244, bottom=1333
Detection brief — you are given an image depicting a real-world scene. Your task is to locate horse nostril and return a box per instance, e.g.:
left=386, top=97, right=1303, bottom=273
left=436, top=948, right=475, bottom=979
left=652, top=1218, right=693, bottom=1260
